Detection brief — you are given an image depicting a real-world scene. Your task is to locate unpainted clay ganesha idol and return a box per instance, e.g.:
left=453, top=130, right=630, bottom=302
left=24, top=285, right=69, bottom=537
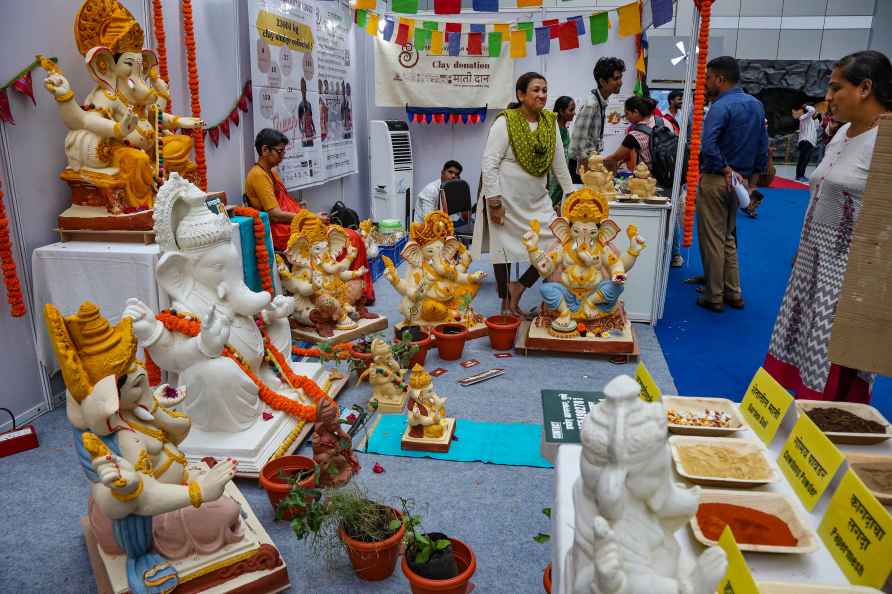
left=564, top=374, right=727, bottom=594
left=124, top=173, right=332, bottom=434
left=39, top=0, right=203, bottom=224
left=44, top=301, right=246, bottom=594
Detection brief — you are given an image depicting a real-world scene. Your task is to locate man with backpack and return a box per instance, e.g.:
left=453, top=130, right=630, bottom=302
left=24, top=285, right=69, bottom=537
left=696, top=56, right=768, bottom=313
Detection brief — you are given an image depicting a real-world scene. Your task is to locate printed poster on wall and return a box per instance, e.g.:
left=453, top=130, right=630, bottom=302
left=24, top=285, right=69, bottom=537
left=249, top=0, right=357, bottom=190
left=374, top=38, right=513, bottom=109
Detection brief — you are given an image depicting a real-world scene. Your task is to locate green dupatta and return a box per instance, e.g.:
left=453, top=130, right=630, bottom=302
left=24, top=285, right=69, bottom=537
left=500, top=108, right=557, bottom=178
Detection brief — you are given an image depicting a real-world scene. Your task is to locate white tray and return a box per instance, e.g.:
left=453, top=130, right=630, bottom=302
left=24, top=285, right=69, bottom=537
left=795, top=400, right=892, bottom=445
left=690, top=489, right=819, bottom=554
left=664, top=396, right=746, bottom=437
left=669, top=435, right=780, bottom=488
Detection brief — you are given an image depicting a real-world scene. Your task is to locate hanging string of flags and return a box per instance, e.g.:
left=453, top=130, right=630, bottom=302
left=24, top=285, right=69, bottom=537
left=204, top=80, right=253, bottom=147
left=353, top=1, right=654, bottom=59
left=0, top=56, right=52, bottom=125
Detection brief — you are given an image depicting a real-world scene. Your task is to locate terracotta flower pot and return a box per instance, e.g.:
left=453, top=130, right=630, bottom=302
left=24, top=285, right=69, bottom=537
left=258, top=455, right=316, bottom=520
left=543, top=563, right=552, bottom=593
left=393, top=326, right=433, bottom=369
left=485, top=315, right=521, bottom=351
left=349, top=346, right=374, bottom=373
left=338, top=508, right=406, bottom=581
left=401, top=537, right=477, bottom=594
left=432, top=323, right=468, bottom=361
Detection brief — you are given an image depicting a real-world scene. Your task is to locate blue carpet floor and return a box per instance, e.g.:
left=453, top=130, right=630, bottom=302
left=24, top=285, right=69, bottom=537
left=656, top=187, right=892, bottom=419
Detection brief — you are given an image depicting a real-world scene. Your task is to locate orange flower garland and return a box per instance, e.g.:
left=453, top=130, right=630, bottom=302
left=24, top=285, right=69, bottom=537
left=181, top=0, right=207, bottom=190
left=0, top=181, right=25, bottom=317
left=151, top=0, right=171, bottom=111
left=682, top=0, right=714, bottom=247
left=155, top=310, right=333, bottom=421
left=144, top=348, right=161, bottom=386
left=231, top=207, right=273, bottom=296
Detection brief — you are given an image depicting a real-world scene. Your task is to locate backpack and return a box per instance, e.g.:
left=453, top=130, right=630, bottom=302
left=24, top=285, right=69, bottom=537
left=632, top=118, right=688, bottom=191
left=329, top=201, right=360, bottom=229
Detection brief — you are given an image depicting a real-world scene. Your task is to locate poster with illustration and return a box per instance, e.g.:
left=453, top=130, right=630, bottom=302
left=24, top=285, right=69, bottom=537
left=602, top=93, right=632, bottom=156
left=249, top=0, right=356, bottom=189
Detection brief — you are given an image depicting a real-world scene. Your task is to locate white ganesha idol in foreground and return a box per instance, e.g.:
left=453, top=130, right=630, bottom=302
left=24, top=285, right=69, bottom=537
left=564, top=375, right=727, bottom=594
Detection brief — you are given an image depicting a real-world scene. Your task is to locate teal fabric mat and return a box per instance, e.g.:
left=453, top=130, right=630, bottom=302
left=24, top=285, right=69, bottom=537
left=365, top=414, right=553, bottom=468
left=232, top=213, right=275, bottom=293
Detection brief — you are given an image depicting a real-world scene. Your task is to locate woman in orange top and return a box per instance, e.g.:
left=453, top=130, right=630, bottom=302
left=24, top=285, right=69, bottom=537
left=244, top=128, right=374, bottom=303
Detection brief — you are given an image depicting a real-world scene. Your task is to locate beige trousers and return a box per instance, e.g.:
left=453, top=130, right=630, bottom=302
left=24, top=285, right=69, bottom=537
left=696, top=173, right=741, bottom=304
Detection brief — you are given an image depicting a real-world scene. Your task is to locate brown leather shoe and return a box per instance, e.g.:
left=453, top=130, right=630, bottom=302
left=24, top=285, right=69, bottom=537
left=724, top=296, right=745, bottom=309
left=696, top=297, right=724, bottom=313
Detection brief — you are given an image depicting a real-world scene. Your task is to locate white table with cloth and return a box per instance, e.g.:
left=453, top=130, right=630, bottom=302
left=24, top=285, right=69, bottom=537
left=548, top=403, right=892, bottom=593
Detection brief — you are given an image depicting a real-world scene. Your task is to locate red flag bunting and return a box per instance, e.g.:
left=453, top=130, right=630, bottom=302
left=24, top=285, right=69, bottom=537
left=220, top=119, right=230, bottom=139
left=543, top=18, right=560, bottom=39
left=0, top=89, right=14, bottom=125
left=445, top=22, right=462, bottom=33
left=13, top=72, right=35, bottom=105
left=229, top=109, right=240, bottom=126
left=208, top=126, right=220, bottom=146
left=558, top=21, right=580, bottom=51
left=244, top=82, right=252, bottom=101
left=467, top=32, right=483, bottom=55
left=238, top=96, right=249, bottom=112
left=396, top=22, right=410, bottom=45
left=434, top=0, right=460, bottom=14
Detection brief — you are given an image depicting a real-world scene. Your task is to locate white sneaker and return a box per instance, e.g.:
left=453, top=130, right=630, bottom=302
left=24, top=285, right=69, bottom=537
left=671, top=255, right=684, bottom=268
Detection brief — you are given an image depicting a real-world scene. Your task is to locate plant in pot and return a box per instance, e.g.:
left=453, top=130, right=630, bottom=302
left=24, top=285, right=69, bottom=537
left=395, top=327, right=432, bottom=367
left=398, top=498, right=477, bottom=594
left=258, top=455, right=319, bottom=518
left=288, top=483, right=406, bottom=581
left=431, top=323, right=468, bottom=361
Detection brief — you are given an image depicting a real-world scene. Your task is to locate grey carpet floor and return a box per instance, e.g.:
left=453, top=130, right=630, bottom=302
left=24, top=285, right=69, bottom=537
left=0, top=257, right=676, bottom=593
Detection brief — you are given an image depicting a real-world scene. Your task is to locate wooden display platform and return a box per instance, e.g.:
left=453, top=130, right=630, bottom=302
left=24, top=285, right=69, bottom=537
left=515, top=318, right=639, bottom=361
left=82, top=477, right=289, bottom=594
left=371, top=390, right=408, bottom=413
left=401, top=417, right=456, bottom=452
left=56, top=228, right=155, bottom=244
left=291, top=316, right=388, bottom=345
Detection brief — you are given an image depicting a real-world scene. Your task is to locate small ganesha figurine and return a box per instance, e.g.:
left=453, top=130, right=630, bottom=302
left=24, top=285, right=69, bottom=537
left=563, top=375, right=727, bottom=594
left=580, top=154, right=617, bottom=199
left=44, top=301, right=245, bottom=594
left=359, top=219, right=380, bottom=259
left=38, top=0, right=203, bottom=223
left=522, top=188, right=646, bottom=335
left=406, top=364, right=450, bottom=440
left=312, top=400, right=360, bottom=488
left=382, top=211, right=485, bottom=329
left=357, top=338, right=408, bottom=412
left=628, top=163, right=658, bottom=199
left=282, top=210, right=376, bottom=337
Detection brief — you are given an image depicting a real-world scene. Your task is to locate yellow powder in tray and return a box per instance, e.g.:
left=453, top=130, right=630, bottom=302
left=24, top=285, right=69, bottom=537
left=677, top=444, right=773, bottom=480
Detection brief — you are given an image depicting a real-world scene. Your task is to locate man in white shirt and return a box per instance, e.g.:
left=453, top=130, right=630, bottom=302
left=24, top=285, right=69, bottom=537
left=793, top=102, right=818, bottom=182
left=414, top=160, right=463, bottom=222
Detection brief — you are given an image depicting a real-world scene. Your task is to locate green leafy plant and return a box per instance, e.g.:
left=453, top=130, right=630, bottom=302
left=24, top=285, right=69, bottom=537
left=533, top=507, right=551, bottom=544
left=392, top=330, right=420, bottom=369
left=397, top=497, right=451, bottom=565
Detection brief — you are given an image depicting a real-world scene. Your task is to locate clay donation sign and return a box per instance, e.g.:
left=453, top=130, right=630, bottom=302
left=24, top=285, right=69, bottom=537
left=374, top=38, right=513, bottom=109
left=541, top=389, right=604, bottom=444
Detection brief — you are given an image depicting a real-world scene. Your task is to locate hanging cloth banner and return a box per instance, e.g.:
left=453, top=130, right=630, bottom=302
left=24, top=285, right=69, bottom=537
left=374, top=37, right=513, bottom=108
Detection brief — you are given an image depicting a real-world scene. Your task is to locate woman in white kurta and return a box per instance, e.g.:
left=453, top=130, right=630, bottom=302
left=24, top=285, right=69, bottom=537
left=471, top=72, right=574, bottom=316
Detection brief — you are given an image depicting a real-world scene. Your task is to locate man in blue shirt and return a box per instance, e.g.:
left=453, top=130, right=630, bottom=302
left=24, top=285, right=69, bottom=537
left=696, top=56, right=768, bottom=312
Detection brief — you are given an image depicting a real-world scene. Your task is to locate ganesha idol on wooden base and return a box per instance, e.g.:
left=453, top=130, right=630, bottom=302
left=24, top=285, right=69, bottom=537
left=521, top=188, right=646, bottom=355
left=38, top=0, right=204, bottom=232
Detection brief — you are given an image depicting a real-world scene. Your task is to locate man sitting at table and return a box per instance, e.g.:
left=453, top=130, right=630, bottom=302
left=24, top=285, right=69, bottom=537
left=244, top=128, right=374, bottom=303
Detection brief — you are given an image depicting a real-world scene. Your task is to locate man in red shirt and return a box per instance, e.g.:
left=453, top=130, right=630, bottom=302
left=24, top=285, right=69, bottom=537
left=244, top=128, right=375, bottom=303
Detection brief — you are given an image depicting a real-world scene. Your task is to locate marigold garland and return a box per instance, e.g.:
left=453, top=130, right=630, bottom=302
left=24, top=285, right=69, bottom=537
left=231, top=207, right=273, bottom=296
left=181, top=0, right=207, bottom=190
left=154, top=310, right=333, bottom=421
left=144, top=348, right=161, bottom=386
left=682, top=0, right=714, bottom=247
left=151, top=0, right=171, bottom=111
left=0, top=181, right=25, bottom=317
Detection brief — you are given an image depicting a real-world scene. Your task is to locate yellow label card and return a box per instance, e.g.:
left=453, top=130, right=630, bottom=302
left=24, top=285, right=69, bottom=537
left=819, top=469, right=892, bottom=588
left=716, top=525, right=759, bottom=594
left=635, top=361, right=661, bottom=403
left=777, top=413, right=845, bottom=510
left=739, top=367, right=793, bottom=444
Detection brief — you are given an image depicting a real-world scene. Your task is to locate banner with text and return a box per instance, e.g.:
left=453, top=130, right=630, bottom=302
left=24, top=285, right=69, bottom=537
left=249, top=0, right=358, bottom=190
left=374, top=37, right=514, bottom=109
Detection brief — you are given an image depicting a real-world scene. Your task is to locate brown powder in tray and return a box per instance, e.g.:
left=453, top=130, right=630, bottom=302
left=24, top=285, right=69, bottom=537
left=850, top=462, right=892, bottom=493
left=804, top=407, right=887, bottom=434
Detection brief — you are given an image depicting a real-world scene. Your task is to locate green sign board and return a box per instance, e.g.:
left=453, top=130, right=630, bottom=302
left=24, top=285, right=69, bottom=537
left=541, top=389, right=604, bottom=443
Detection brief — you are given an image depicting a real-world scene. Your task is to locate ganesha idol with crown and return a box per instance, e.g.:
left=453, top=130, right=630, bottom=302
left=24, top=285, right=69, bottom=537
left=38, top=0, right=204, bottom=231
left=400, top=364, right=455, bottom=452
left=44, top=301, right=289, bottom=594
left=521, top=188, right=646, bottom=355
left=382, top=211, right=486, bottom=336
